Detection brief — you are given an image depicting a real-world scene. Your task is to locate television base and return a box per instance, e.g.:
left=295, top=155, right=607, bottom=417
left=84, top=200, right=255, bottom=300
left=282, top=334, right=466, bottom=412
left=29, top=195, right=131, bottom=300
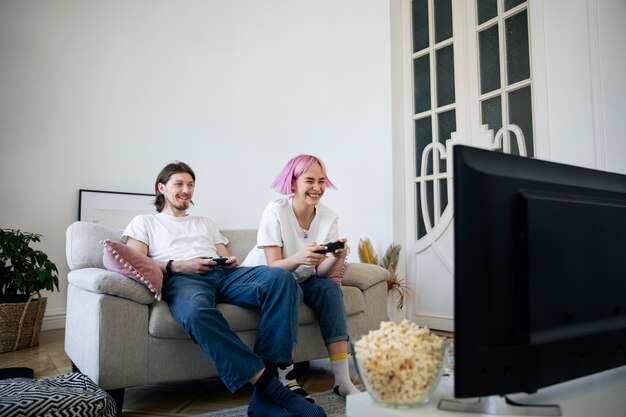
left=438, top=396, right=562, bottom=416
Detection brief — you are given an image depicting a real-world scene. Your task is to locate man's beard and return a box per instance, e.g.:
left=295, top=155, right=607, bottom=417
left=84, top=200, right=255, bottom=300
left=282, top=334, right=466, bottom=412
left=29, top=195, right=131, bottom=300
left=168, top=196, right=190, bottom=211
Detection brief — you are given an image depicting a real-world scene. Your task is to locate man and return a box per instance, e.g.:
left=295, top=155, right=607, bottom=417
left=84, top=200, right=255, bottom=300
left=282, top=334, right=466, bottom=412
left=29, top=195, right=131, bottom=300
left=123, top=161, right=326, bottom=417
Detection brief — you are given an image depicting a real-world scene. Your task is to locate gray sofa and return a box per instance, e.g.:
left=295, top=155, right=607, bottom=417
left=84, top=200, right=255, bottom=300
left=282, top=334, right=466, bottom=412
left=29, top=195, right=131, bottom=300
left=64, top=221, right=389, bottom=413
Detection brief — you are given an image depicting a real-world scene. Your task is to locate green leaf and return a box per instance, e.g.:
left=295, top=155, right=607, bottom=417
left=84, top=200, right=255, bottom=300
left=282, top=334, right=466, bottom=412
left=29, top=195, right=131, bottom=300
left=0, top=228, right=59, bottom=297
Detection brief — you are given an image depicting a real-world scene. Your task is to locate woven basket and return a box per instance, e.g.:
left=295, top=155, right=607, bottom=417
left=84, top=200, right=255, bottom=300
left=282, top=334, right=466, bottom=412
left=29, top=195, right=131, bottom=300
left=0, top=296, right=47, bottom=353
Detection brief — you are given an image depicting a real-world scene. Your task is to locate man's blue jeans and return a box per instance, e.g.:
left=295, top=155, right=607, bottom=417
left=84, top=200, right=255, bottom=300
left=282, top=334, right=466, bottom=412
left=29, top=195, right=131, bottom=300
left=299, top=276, right=349, bottom=345
left=163, top=266, right=301, bottom=392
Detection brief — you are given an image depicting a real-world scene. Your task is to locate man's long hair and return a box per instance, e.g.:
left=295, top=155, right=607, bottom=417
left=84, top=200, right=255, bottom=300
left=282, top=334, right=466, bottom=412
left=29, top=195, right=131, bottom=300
left=154, top=161, right=195, bottom=213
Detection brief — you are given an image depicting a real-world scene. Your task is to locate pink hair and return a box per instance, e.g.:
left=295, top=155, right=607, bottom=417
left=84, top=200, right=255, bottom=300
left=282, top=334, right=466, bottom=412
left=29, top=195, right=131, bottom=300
left=271, top=154, right=337, bottom=195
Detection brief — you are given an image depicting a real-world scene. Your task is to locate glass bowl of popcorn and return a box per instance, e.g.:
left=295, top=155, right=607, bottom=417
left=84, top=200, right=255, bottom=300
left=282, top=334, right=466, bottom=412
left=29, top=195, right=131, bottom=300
left=352, top=320, right=449, bottom=408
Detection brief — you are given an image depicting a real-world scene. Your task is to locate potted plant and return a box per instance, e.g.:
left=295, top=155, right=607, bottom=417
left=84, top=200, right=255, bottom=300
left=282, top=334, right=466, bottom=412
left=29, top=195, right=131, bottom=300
left=0, top=228, right=59, bottom=353
left=358, top=237, right=409, bottom=311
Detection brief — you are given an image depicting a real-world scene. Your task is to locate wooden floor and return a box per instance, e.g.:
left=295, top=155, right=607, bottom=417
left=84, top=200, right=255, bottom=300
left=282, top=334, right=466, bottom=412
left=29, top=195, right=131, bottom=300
left=0, top=329, right=348, bottom=416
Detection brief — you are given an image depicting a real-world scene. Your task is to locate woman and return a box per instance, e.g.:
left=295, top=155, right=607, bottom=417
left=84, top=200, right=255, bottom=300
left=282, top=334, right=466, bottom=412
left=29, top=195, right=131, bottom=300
left=242, top=154, right=360, bottom=400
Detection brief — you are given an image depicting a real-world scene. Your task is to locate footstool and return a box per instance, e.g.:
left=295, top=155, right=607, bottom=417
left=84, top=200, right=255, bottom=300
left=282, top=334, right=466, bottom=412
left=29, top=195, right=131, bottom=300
left=0, top=372, right=116, bottom=417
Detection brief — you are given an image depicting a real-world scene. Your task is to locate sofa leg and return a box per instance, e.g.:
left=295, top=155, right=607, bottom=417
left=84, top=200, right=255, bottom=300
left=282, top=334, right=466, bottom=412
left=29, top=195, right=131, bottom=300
left=71, top=362, right=125, bottom=416
left=106, top=388, right=125, bottom=417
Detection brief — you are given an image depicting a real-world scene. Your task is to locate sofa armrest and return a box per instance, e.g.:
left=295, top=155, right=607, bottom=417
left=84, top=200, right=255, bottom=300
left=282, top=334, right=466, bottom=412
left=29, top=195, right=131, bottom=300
left=65, top=284, right=150, bottom=389
left=341, top=263, right=389, bottom=291
left=68, top=268, right=156, bottom=305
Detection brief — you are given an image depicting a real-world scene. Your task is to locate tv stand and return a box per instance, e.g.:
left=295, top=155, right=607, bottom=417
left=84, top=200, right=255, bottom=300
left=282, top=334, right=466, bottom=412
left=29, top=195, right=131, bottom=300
left=438, top=395, right=561, bottom=416
left=347, top=365, right=626, bottom=416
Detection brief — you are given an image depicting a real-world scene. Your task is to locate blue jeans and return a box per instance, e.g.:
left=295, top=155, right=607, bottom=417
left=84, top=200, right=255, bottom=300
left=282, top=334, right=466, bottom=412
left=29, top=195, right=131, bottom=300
left=163, top=266, right=301, bottom=392
left=299, top=276, right=349, bottom=345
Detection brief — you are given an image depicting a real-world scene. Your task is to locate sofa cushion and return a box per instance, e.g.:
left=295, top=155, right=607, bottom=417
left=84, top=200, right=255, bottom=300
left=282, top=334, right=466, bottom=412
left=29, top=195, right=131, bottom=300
left=221, top=229, right=256, bottom=262
left=340, top=285, right=365, bottom=316
left=148, top=283, right=366, bottom=339
left=149, top=301, right=271, bottom=338
left=66, top=221, right=123, bottom=270
left=341, top=263, right=389, bottom=291
left=148, top=301, right=185, bottom=338
left=102, top=240, right=163, bottom=300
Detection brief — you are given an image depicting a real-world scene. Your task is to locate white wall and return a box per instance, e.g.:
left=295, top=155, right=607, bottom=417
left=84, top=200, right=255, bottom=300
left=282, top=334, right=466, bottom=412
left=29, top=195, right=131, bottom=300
left=0, top=0, right=395, bottom=328
left=535, top=0, right=626, bottom=174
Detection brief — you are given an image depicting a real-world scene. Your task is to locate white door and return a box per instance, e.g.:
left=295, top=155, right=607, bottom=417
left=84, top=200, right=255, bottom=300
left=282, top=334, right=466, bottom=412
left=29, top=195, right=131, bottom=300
left=402, top=0, right=535, bottom=331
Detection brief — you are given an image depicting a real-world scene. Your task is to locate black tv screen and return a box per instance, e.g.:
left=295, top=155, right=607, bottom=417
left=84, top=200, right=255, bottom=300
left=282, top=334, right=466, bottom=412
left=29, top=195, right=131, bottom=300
left=452, top=144, right=626, bottom=400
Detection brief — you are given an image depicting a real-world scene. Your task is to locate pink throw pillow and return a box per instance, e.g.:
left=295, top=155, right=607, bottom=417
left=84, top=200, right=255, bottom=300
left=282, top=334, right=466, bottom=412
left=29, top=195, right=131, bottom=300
left=102, top=239, right=163, bottom=300
left=328, top=244, right=349, bottom=285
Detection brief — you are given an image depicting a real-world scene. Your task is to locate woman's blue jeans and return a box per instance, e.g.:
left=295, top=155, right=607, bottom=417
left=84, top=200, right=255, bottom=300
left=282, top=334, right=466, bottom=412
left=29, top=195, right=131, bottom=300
left=299, top=276, right=349, bottom=345
left=163, top=265, right=301, bottom=392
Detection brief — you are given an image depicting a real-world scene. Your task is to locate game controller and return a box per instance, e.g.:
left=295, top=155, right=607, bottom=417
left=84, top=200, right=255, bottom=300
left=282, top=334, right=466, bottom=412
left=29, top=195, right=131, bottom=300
left=210, top=256, right=229, bottom=265
left=314, top=241, right=345, bottom=254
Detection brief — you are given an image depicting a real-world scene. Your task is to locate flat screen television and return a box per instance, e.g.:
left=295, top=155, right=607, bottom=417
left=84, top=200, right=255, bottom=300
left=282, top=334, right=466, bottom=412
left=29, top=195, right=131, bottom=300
left=440, top=144, right=626, bottom=415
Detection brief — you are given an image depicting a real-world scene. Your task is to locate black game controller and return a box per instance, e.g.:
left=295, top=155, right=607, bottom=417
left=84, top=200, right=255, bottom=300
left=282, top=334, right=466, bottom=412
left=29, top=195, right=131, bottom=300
left=210, top=257, right=229, bottom=266
left=314, top=241, right=345, bottom=254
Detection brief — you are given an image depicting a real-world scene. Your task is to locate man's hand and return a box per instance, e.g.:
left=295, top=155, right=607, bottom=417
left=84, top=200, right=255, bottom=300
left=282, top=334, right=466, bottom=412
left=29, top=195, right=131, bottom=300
left=168, top=258, right=216, bottom=274
left=223, top=256, right=238, bottom=269
left=195, top=256, right=238, bottom=271
left=198, top=256, right=238, bottom=271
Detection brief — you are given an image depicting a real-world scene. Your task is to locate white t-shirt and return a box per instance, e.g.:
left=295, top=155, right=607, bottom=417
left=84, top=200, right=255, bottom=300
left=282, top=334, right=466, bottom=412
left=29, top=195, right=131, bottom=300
left=122, top=213, right=229, bottom=262
left=242, top=196, right=338, bottom=282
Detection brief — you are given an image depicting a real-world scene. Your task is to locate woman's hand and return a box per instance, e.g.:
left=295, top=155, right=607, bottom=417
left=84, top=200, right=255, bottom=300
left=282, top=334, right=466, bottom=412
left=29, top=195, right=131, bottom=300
left=330, top=238, right=349, bottom=259
left=296, top=242, right=328, bottom=266
left=315, top=238, right=349, bottom=278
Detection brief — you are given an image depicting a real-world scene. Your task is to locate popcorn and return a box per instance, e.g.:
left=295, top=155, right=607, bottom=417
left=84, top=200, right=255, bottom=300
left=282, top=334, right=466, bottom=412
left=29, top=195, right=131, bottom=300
left=353, top=320, right=447, bottom=405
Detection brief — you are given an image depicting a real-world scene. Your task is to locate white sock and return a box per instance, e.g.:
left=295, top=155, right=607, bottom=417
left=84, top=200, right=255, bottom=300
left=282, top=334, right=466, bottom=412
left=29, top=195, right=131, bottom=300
left=330, top=353, right=360, bottom=397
